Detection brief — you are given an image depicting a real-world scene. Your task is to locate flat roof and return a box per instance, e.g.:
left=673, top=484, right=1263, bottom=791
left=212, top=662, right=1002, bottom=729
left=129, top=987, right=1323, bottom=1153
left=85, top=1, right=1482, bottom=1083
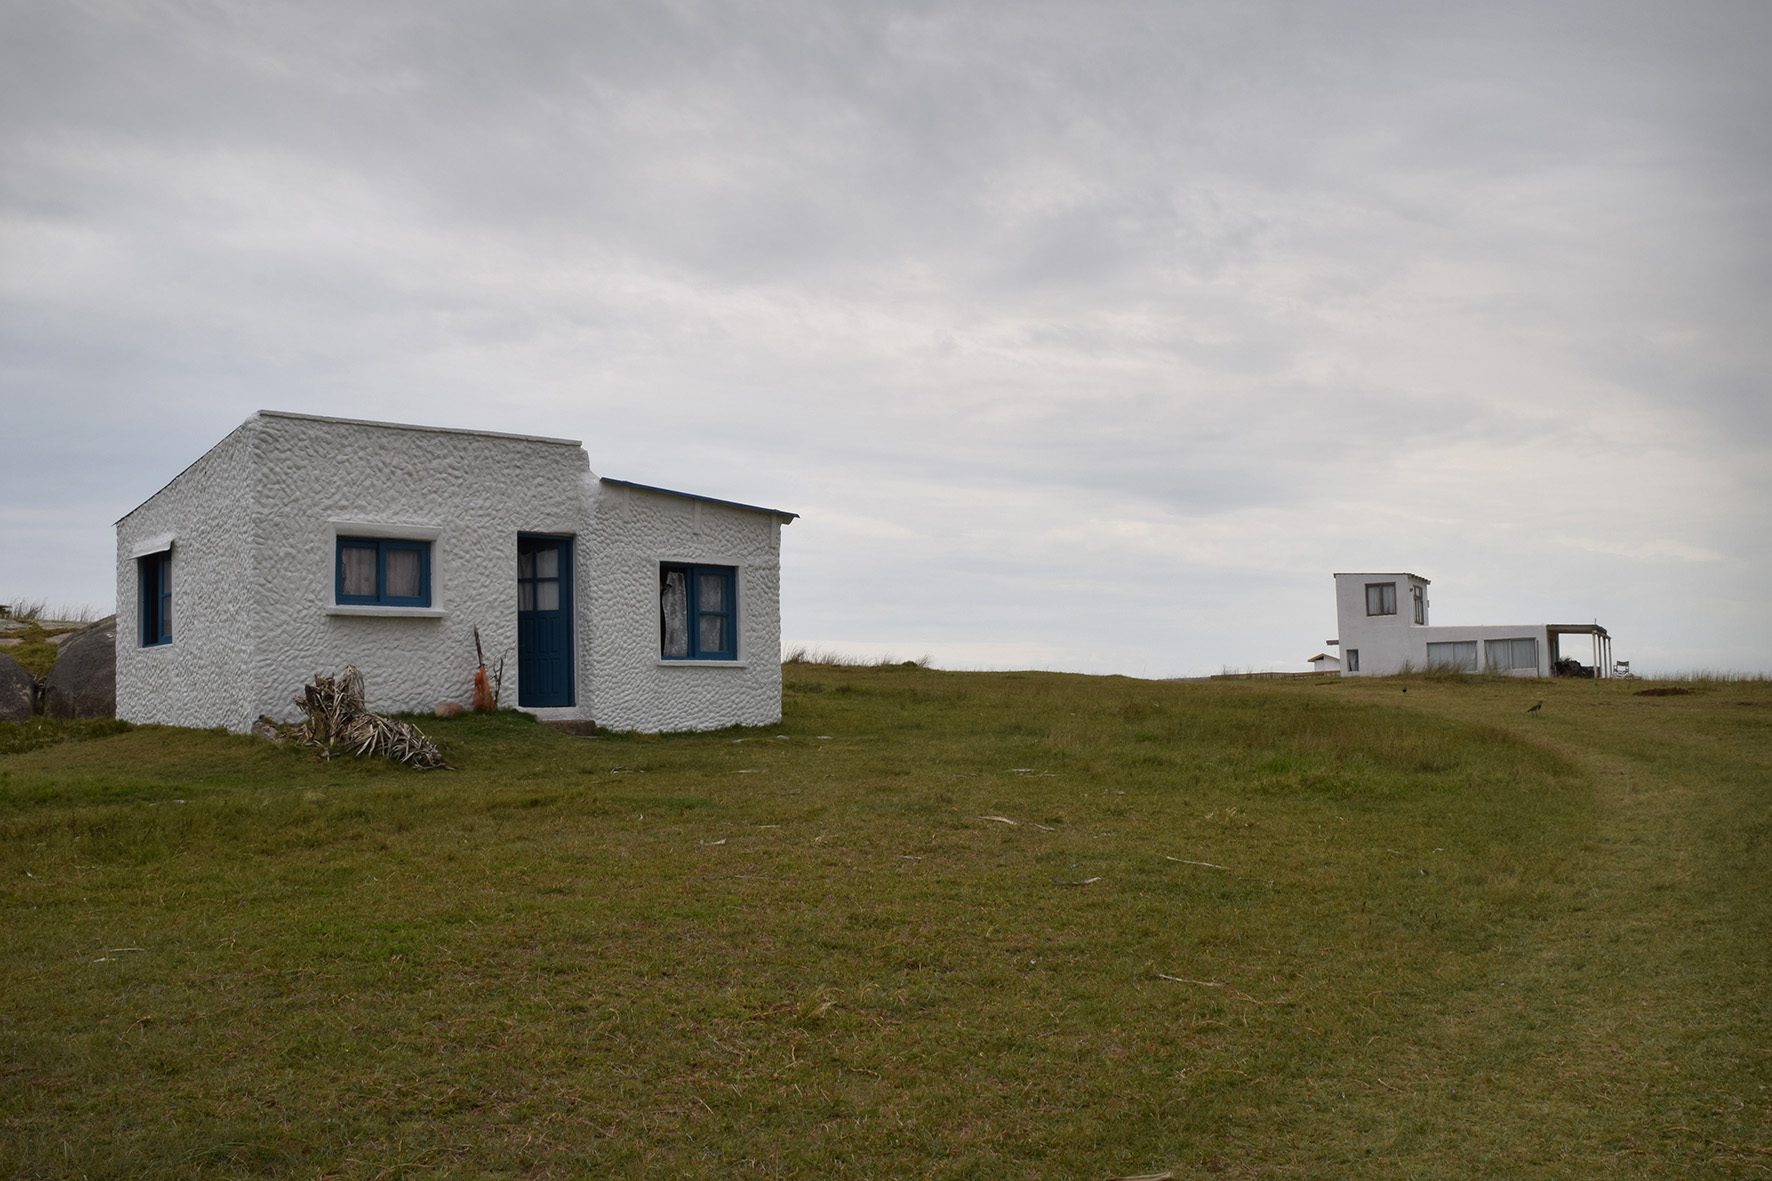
left=1333, top=572, right=1431, bottom=584
left=601, top=477, right=798, bottom=520
left=257, top=409, right=582, bottom=447
left=117, top=410, right=587, bottom=524
left=1546, top=623, right=1610, bottom=637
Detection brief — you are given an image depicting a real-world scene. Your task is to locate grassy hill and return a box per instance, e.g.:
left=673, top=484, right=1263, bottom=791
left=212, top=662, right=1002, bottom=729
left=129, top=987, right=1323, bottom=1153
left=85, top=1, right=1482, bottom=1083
left=1, top=667, right=1767, bottom=1178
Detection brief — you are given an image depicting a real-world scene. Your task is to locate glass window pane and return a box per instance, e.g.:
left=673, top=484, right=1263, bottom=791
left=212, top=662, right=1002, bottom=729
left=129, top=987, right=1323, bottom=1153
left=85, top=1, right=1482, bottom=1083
left=161, top=592, right=171, bottom=638
left=519, top=583, right=535, bottom=611
left=162, top=556, right=171, bottom=592
left=518, top=551, right=534, bottom=579
left=535, top=548, right=558, bottom=578
left=660, top=569, right=688, bottom=658
left=386, top=548, right=422, bottom=598
left=1427, top=641, right=1474, bottom=670
left=699, top=613, right=726, bottom=654
left=698, top=572, right=725, bottom=612
left=536, top=581, right=559, bottom=611
left=342, top=546, right=377, bottom=597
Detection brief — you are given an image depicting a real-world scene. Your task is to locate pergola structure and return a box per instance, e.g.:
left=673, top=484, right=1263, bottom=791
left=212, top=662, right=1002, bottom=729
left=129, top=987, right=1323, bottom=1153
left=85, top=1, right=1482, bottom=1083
left=1547, top=623, right=1613, bottom=678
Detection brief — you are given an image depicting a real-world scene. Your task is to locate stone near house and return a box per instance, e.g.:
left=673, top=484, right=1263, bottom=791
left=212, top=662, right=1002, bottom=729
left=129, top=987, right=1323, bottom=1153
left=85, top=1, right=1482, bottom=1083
left=0, top=650, right=33, bottom=721
left=44, top=616, right=117, bottom=719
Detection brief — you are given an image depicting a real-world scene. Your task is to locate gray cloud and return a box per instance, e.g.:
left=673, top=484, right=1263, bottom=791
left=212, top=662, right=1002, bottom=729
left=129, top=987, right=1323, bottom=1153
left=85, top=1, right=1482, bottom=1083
left=3, top=0, right=1767, bottom=673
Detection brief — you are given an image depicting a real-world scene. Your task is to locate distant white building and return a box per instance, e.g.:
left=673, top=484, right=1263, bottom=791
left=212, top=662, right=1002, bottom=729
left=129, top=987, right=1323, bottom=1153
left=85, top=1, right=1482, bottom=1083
left=1306, top=652, right=1341, bottom=673
left=115, top=411, right=796, bottom=733
left=1329, top=572, right=1612, bottom=678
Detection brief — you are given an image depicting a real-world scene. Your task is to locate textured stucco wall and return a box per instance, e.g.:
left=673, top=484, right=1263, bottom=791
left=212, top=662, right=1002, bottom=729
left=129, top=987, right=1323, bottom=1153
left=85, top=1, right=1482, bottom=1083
left=116, top=411, right=788, bottom=734
left=585, top=481, right=785, bottom=732
left=1334, top=574, right=1548, bottom=676
left=115, top=419, right=261, bottom=729
left=244, top=413, right=593, bottom=725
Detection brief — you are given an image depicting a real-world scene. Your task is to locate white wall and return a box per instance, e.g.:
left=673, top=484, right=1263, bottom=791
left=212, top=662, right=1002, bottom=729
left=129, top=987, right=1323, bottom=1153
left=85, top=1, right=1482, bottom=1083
left=115, top=419, right=260, bottom=729
left=585, top=482, right=785, bottom=732
left=244, top=412, right=593, bottom=726
left=1333, top=573, right=1548, bottom=676
left=116, top=412, right=788, bottom=733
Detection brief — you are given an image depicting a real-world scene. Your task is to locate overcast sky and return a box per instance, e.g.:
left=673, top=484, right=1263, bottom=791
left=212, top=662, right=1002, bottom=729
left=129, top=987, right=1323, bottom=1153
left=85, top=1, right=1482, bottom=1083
left=3, top=0, right=1768, bottom=676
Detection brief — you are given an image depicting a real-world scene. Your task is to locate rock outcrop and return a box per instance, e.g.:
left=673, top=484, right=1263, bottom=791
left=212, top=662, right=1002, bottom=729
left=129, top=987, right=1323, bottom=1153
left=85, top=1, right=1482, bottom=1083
left=0, top=650, right=32, bottom=721
left=44, top=616, right=116, bottom=719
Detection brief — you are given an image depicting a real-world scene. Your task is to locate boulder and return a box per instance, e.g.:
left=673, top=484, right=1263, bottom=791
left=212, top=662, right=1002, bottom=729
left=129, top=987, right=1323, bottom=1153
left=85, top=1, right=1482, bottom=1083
left=0, top=650, right=32, bottom=721
left=44, top=616, right=117, bottom=719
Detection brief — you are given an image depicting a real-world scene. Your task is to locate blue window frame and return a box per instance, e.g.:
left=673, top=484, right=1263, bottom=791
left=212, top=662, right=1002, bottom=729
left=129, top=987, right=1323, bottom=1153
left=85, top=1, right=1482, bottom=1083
left=139, top=551, right=171, bottom=647
left=660, top=563, right=737, bottom=660
left=336, top=537, right=431, bottom=607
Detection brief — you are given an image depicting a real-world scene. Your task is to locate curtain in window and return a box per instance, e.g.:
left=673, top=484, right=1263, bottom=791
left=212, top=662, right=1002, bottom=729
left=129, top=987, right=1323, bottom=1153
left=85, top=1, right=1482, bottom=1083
left=534, top=548, right=559, bottom=610
left=697, top=571, right=726, bottom=653
left=1426, top=641, right=1478, bottom=671
left=1486, top=638, right=1538, bottom=671
left=1366, top=583, right=1396, bottom=615
left=385, top=548, right=422, bottom=599
left=341, top=546, right=377, bottom=597
left=660, top=568, right=689, bottom=658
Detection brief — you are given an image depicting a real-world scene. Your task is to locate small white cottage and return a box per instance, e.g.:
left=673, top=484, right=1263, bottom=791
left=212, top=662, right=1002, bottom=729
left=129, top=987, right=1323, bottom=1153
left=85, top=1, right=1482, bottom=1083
left=115, top=411, right=796, bottom=733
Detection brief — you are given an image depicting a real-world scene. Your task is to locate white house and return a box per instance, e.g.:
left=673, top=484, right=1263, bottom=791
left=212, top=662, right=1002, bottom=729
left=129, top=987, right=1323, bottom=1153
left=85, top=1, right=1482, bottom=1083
left=1329, top=572, right=1612, bottom=678
left=115, top=411, right=796, bottom=733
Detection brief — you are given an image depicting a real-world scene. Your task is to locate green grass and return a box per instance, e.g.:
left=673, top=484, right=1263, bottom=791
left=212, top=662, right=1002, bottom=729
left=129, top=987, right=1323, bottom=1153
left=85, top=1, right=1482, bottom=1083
left=0, top=621, right=83, bottom=684
left=1, top=667, right=1768, bottom=1178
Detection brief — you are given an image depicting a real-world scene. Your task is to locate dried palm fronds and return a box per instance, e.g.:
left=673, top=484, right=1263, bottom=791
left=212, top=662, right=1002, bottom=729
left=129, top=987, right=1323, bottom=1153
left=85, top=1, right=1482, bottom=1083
left=285, top=666, right=450, bottom=770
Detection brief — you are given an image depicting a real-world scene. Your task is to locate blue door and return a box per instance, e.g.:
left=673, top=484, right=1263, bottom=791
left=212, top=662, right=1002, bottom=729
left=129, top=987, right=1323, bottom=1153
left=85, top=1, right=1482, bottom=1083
left=517, top=535, right=574, bottom=707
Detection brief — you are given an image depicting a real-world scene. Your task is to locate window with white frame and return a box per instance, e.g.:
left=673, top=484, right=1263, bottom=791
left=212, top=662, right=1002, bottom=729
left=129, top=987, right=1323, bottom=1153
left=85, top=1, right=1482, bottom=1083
left=1346, top=648, right=1360, bottom=672
left=1426, top=640, right=1478, bottom=671
left=1486, top=637, right=1538, bottom=672
left=1365, top=582, right=1397, bottom=616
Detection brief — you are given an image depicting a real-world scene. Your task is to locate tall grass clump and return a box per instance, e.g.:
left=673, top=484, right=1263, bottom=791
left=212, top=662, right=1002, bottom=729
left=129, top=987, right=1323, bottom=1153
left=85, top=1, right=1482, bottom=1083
left=783, top=644, right=931, bottom=668
left=0, top=598, right=101, bottom=624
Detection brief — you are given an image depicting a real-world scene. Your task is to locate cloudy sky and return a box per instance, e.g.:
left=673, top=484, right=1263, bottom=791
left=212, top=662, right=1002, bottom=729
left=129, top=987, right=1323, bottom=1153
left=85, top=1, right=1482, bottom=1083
left=3, top=0, right=1767, bottom=676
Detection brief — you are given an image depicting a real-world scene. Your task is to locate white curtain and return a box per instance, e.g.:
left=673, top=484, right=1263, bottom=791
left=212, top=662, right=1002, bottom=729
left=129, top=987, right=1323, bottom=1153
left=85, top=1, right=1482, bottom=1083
left=341, top=545, right=377, bottom=597
left=660, top=569, right=688, bottom=658
left=1426, top=641, right=1478, bottom=671
left=385, top=548, right=421, bottom=598
left=1486, top=638, right=1538, bottom=671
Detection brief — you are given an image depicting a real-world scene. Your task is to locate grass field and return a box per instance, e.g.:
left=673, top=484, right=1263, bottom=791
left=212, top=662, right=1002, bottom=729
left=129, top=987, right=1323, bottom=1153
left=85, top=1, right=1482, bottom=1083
left=1, top=666, right=1768, bottom=1178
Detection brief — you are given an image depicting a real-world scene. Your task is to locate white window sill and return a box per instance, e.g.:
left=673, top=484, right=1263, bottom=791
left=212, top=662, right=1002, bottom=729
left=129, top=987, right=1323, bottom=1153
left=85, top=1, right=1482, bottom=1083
left=328, top=605, right=448, bottom=619
left=657, top=659, right=748, bottom=668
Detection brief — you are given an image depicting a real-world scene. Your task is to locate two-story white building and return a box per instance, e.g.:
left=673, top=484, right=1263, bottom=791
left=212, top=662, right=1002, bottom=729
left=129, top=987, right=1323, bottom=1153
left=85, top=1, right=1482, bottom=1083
left=1329, top=572, right=1612, bottom=678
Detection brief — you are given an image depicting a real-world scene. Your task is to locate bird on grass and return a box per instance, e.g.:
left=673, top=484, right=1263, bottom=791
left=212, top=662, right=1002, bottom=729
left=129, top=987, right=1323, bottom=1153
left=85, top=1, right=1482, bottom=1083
left=1526, top=699, right=1543, bottom=716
